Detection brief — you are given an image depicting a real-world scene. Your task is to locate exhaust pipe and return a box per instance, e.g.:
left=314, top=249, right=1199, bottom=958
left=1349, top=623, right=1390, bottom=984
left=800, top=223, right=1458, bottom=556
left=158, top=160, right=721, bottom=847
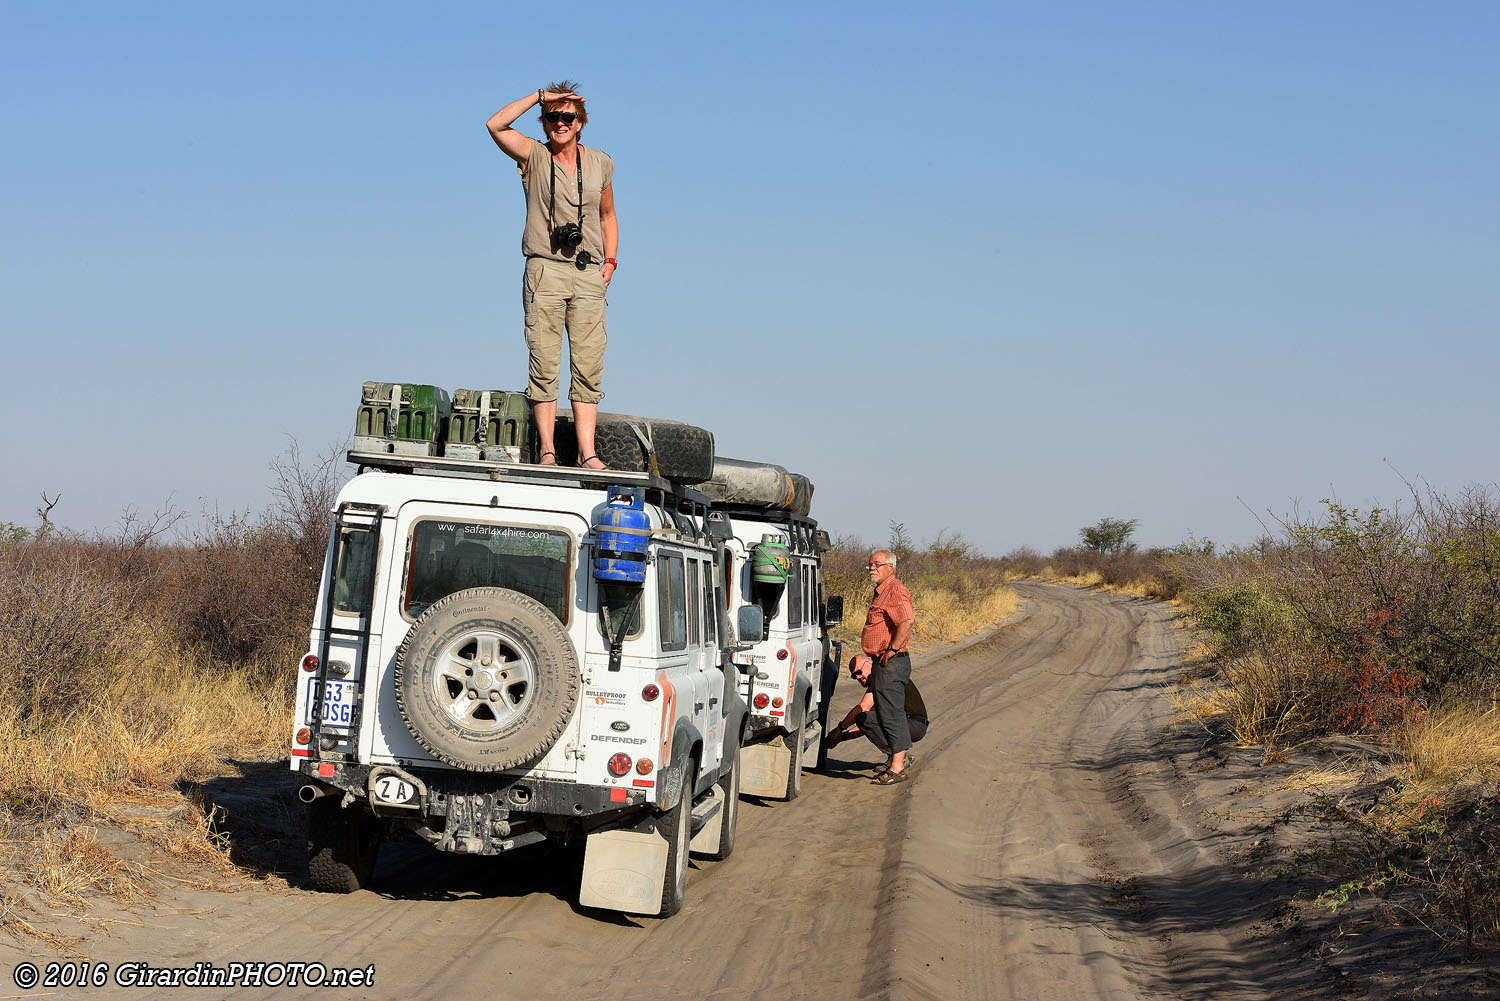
left=299, top=784, right=334, bottom=803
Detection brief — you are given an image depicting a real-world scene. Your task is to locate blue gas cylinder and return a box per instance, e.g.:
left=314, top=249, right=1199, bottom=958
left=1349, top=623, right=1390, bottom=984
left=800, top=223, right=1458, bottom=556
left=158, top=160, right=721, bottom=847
left=594, top=486, right=649, bottom=584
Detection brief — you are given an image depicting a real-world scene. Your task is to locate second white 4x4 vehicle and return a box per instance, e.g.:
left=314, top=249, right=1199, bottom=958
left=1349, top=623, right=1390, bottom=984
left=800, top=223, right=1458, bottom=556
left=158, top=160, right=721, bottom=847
left=715, top=509, right=841, bottom=799
left=290, top=442, right=763, bottom=916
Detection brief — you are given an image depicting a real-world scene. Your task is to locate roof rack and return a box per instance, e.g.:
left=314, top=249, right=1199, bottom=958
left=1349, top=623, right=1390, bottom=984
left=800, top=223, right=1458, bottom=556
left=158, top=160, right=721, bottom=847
left=707, top=505, right=828, bottom=555
left=347, top=450, right=710, bottom=507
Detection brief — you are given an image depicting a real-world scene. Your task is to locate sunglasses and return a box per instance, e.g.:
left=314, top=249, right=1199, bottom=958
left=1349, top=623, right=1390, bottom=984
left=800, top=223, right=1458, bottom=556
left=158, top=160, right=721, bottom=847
left=544, top=111, right=578, bottom=124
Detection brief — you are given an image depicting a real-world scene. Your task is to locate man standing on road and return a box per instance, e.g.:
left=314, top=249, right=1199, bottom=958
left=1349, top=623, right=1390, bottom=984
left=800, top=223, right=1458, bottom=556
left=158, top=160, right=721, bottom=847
left=825, top=654, right=928, bottom=767
left=862, top=550, right=915, bottom=785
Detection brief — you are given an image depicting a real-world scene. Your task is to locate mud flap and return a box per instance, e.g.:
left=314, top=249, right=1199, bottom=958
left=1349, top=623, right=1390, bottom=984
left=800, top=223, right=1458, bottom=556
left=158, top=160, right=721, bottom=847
left=579, top=824, right=668, bottom=915
left=688, top=785, right=725, bottom=855
left=740, top=741, right=792, bottom=798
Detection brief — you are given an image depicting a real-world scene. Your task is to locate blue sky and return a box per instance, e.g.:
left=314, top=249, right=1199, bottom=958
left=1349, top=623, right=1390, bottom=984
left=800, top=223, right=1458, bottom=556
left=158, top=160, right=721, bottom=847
left=3, top=2, right=1496, bottom=554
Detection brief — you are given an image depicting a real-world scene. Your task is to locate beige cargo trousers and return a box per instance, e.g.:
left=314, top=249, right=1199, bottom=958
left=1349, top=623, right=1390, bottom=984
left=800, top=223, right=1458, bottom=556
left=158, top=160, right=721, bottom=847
left=522, top=256, right=606, bottom=405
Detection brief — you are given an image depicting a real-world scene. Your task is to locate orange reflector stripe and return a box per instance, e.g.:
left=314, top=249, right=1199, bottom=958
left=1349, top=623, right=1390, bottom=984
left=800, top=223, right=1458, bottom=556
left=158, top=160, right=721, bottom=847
left=769, top=710, right=784, bottom=717
left=632, top=779, right=654, bottom=788
left=291, top=748, right=311, bottom=757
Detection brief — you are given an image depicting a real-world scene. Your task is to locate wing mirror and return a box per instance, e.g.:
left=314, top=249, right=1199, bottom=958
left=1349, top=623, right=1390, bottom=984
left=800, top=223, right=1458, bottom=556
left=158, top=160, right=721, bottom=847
left=823, top=595, right=844, bottom=627
left=736, top=605, right=765, bottom=643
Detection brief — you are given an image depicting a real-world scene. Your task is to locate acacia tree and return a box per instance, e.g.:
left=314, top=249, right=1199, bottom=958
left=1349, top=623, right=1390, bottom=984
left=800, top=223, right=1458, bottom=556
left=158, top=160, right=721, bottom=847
left=1080, top=517, right=1138, bottom=555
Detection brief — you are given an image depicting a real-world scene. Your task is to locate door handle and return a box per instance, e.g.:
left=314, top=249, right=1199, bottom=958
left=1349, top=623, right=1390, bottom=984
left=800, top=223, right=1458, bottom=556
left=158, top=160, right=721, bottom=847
left=695, top=702, right=705, bottom=712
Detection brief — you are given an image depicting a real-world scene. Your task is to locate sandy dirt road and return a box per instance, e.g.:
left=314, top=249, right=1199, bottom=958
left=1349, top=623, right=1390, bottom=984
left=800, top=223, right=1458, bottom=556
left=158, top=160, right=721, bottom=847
left=4, top=583, right=1305, bottom=1001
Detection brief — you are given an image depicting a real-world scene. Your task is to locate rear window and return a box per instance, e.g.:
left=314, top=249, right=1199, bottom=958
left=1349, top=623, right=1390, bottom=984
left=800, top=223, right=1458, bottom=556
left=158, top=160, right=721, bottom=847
left=403, top=520, right=572, bottom=623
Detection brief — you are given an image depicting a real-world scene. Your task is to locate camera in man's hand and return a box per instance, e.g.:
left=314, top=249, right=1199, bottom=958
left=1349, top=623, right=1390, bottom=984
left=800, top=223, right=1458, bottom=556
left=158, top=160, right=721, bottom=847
left=551, top=222, right=583, bottom=252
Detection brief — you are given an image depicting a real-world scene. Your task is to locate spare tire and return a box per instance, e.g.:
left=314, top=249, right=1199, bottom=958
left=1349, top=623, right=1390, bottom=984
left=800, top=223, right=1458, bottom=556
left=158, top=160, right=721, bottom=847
left=542, top=413, right=714, bottom=483
left=394, top=587, right=579, bottom=772
left=693, top=456, right=815, bottom=515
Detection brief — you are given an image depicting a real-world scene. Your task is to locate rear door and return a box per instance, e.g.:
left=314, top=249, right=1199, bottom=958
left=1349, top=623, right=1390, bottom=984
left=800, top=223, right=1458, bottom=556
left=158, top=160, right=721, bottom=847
left=366, top=502, right=590, bottom=775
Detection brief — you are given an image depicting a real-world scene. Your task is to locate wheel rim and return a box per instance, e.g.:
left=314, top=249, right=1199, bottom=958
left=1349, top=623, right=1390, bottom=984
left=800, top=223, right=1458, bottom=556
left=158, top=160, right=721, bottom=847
left=431, top=627, right=536, bottom=734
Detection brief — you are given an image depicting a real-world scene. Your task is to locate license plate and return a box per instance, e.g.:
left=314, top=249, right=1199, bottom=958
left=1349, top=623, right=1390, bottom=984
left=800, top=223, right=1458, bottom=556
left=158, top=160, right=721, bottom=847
left=304, top=678, right=358, bottom=728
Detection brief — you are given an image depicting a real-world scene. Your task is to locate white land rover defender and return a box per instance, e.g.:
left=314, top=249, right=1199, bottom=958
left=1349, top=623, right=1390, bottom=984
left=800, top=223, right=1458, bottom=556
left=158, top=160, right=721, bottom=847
left=290, top=450, right=762, bottom=917
left=691, top=457, right=844, bottom=798
left=715, top=510, right=842, bottom=798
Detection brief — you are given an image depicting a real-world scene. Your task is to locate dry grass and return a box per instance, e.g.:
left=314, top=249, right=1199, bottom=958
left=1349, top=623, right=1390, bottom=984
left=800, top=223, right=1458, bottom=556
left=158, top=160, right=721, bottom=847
left=1016, top=566, right=1166, bottom=600
left=1171, top=677, right=1230, bottom=722
left=0, top=643, right=291, bottom=924
left=910, top=585, right=1021, bottom=650
left=1392, top=704, right=1500, bottom=791
left=827, top=566, right=1020, bottom=654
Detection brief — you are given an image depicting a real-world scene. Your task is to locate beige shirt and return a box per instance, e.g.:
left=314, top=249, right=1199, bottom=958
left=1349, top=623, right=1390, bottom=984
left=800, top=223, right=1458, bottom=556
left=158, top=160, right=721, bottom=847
left=519, top=138, right=614, bottom=263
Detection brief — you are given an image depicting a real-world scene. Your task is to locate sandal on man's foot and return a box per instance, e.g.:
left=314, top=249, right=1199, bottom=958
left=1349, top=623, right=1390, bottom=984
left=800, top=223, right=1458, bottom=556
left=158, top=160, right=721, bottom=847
left=577, top=454, right=607, bottom=471
left=873, top=759, right=892, bottom=776
left=538, top=450, right=557, bottom=466
left=871, top=768, right=909, bottom=786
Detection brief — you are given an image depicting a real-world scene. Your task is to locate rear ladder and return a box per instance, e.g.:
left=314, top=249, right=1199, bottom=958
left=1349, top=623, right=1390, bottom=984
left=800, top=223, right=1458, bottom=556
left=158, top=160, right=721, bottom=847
left=308, top=501, right=385, bottom=761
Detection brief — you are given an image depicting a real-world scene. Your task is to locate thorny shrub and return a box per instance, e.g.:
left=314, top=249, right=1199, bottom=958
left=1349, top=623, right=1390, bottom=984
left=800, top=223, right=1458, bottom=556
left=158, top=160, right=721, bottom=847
left=1177, top=484, right=1500, bottom=952
left=0, top=541, right=136, bottom=727
left=1177, top=488, right=1500, bottom=738
left=1285, top=785, right=1500, bottom=955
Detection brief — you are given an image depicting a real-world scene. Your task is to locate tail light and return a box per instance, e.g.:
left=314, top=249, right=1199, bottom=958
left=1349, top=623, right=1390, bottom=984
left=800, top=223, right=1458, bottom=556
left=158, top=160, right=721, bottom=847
left=608, top=753, right=632, bottom=777
left=295, top=728, right=312, bottom=745
left=301, top=654, right=319, bottom=672
left=777, top=649, right=789, bottom=660
left=772, top=697, right=784, bottom=709
left=754, top=693, right=769, bottom=709
left=642, top=684, right=660, bottom=702
left=636, top=758, right=654, bottom=775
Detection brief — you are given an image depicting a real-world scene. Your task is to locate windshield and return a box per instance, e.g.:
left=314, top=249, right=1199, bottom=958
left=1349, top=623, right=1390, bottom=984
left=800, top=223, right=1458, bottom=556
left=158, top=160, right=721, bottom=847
left=404, top=519, right=572, bottom=623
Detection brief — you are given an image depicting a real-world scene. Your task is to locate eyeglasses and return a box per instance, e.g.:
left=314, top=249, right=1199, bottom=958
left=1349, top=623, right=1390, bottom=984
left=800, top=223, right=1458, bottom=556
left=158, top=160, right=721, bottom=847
left=866, top=562, right=889, bottom=571
left=543, top=112, right=578, bottom=124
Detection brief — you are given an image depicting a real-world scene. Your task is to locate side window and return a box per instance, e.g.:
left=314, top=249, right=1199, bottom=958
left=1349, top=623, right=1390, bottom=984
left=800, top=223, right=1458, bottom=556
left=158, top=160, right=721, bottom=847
left=787, top=560, right=803, bottom=629
left=702, top=561, right=716, bottom=646
left=657, top=552, right=687, bottom=651
left=814, top=568, right=825, bottom=627
left=687, top=560, right=701, bottom=646
left=332, top=527, right=377, bottom=615
left=807, top=565, right=817, bottom=630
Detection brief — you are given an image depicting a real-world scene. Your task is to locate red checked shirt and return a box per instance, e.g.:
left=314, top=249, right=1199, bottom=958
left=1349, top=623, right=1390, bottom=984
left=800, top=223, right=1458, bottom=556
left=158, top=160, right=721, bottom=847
left=862, top=575, right=914, bottom=656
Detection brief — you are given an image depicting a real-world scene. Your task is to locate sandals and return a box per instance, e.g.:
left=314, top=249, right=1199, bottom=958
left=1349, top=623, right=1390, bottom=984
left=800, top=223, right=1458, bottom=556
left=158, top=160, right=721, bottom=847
left=871, top=768, right=909, bottom=786
left=874, top=751, right=915, bottom=776
left=537, top=450, right=607, bottom=471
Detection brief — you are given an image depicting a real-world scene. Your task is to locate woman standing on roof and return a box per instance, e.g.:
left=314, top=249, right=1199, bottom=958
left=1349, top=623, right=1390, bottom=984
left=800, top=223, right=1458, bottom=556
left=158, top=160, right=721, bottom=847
left=487, top=81, right=618, bottom=470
